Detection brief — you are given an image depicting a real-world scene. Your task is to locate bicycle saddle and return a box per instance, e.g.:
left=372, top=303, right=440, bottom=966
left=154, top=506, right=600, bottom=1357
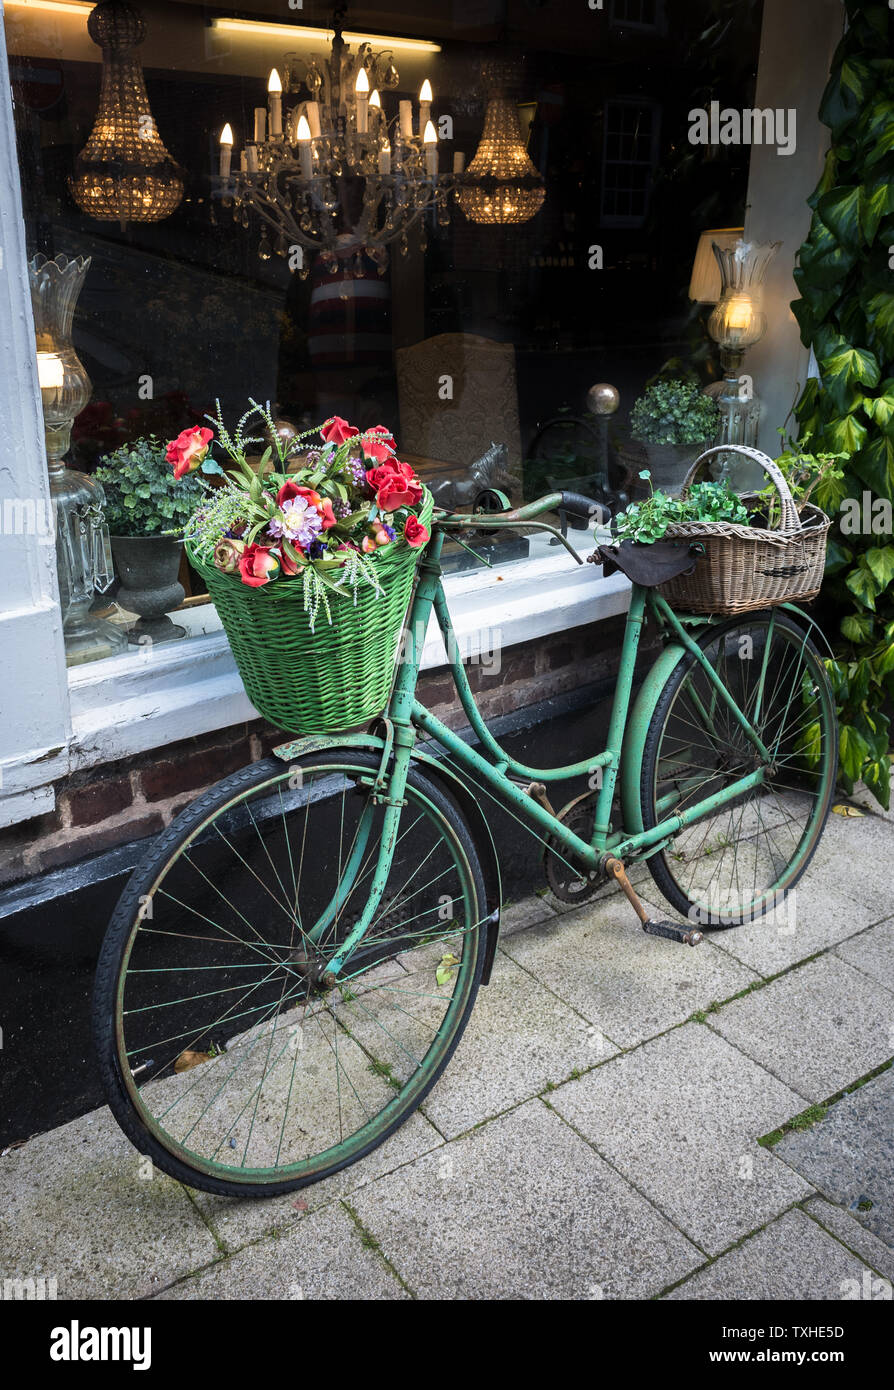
left=589, top=539, right=702, bottom=587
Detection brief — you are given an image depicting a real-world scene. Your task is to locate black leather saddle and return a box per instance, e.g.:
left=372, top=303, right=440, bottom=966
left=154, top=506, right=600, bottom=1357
left=589, top=538, right=703, bottom=587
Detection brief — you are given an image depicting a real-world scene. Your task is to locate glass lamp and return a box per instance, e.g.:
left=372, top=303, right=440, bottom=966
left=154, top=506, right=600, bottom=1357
left=704, top=238, right=780, bottom=482
left=457, top=59, right=545, bottom=225
left=29, top=253, right=126, bottom=666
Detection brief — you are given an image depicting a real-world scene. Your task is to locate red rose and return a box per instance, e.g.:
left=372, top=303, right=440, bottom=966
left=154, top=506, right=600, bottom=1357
left=166, top=426, right=213, bottom=480
left=365, top=460, right=422, bottom=511
left=320, top=416, right=359, bottom=446
left=278, top=543, right=303, bottom=576
left=359, top=427, right=396, bottom=464
left=238, top=543, right=280, bottom=587
left=403, top=515, right=429, bottom=548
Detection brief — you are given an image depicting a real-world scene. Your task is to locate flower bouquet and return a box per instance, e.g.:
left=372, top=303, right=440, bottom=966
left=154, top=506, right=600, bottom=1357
left=168, top=400, right=434, bottom=734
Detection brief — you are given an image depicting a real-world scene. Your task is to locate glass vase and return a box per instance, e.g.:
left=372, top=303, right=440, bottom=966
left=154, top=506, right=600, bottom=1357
left=29, top=253, right=126, bottom=666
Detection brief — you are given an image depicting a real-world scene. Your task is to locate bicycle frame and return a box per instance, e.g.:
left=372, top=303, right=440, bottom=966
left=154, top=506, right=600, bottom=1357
left=311, top=525, right=779, bottom=978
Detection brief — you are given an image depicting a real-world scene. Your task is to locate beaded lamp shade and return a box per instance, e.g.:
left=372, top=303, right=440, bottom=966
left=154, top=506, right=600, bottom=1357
left=457, top=59, right=545, bottom=225
left=70, top=0, right=183, bottom=227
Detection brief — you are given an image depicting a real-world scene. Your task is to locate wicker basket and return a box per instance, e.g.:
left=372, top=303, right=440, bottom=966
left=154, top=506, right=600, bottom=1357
left=189, top=490, right=433, bottom=734
left=658, top=445, right=831, bottom=616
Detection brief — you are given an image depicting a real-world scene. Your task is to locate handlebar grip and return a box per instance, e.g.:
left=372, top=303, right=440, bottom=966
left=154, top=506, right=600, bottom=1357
left=559, top=491, right=609, bottom=525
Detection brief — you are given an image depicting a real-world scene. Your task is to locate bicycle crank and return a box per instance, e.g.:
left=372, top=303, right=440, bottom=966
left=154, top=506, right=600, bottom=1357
left=602, top=855, right=703, bottom=947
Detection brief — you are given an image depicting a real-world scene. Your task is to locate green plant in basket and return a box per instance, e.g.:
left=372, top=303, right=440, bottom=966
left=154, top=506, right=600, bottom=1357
left=95, top=435, right=204, bottom=536
left=168, top=401, right=431, bottom=630
left=756, top=431, right=848, bottom=528
left=613, top=469, right=750, bottom=544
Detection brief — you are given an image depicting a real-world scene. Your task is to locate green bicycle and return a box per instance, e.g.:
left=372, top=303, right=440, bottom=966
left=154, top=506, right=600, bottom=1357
left=93, top=491, right=837, bottom=1196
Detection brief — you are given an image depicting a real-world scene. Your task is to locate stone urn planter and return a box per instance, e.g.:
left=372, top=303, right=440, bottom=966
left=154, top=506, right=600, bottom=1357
left=110, top=534, right=186, bottom=644
left=640, top=442, right=700, bottom=494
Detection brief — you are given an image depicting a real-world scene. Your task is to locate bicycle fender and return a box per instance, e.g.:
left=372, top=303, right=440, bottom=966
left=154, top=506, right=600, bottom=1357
left=271, top=731, right=503, bottom=985
left=619, top=641, right=688, bottom=839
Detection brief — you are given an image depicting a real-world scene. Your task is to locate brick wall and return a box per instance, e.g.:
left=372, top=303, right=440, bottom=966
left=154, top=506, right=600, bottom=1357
left=0, top=616, right=633, bottom=886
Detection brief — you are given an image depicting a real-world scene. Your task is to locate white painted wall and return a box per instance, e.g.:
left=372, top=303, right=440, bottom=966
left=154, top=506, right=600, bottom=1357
left=0, top=8, right=70, bottom=826
left=744, top=0, right=846, bottom=454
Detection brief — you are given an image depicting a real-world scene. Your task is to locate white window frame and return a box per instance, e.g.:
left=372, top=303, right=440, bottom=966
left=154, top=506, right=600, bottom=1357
left=600, top=96, right=661, bottom=230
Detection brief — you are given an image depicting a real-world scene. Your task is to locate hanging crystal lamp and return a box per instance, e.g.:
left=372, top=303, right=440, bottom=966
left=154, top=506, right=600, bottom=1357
left=70, top=0, right=183, bottom=229
left=457, top=60, right=545, bottom=226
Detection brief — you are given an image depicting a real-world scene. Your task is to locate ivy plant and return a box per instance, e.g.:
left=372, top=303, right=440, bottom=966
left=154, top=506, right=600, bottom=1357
left=613, top=471, right=749, bottom=543
left=790, top=0, right=894, bottom=807
left=95, top=436, right=205, bottom=538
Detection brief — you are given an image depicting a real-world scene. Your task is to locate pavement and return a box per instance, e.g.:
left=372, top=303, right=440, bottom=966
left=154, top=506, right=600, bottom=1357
left=2, top=786, right=893, bottom=1301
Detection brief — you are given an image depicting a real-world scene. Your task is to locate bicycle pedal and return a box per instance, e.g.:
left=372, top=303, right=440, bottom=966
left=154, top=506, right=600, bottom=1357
left=643, top=919, right=703, bottom=947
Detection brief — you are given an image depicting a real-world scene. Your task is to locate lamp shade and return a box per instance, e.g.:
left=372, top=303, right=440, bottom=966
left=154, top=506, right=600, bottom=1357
left=688, top=227, right=744, bottom=303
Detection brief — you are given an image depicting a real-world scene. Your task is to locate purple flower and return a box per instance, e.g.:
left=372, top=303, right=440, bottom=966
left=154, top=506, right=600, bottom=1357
left=268, top=496, right=323, bottom=548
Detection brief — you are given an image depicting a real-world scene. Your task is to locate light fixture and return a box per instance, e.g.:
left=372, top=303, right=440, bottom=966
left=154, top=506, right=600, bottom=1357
left=209, top=18, right=441, bottom=53
left=214, top=7, right=453, bottom=269
left=29, top=254, right=125, bottom=667
left=70, top=0, right=184, bottom=229
left=5, top=0, right=92, bottom=14
left=688, top=227, right=744, bottom=303
left=704, top=237, right=781, bottom=481
left=457, top=59, right=545, bottom=226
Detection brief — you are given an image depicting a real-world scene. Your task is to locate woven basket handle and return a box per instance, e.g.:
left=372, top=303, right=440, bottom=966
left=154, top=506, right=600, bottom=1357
left=682, top=445, right=800, bottom=532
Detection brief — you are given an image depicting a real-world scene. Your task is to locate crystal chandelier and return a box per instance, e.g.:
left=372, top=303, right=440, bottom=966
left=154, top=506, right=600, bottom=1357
left=70, top=0, right=183, bottom=229
left=214, top=9, right=457, bottom=273
left=457, top=60, right=545, bottom=226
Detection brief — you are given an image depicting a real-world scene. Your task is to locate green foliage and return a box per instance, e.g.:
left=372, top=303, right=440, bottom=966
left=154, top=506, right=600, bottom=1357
left=791, top=1, right=894, bottom=807
left=629, top=378, right=720, bottom=447
left=758, top=432, right=848, bottom=527
left=95, top=436, right=205, bottom=537
left=613, top=472, right=750, bottom=544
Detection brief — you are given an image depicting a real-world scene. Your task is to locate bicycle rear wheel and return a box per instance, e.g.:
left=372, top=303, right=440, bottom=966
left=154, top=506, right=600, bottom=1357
left=93, top=752, right=487, bottom=1196
left=640, top=610, right=837, bottom=927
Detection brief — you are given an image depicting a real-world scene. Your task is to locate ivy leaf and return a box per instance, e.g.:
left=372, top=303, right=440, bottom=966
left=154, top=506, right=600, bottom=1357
left=817, top=186, right=864, bottom=251
left=823, top=412, right=868, bottom=454
left=841, top=612, right=873, bottom=643
left=839, top=723, right=871, bottom=782
left=865, top=544, right=894, bottom=589
left=819, top=344, right=880, bottom=414
left=862, top=757, right=891, bottom=811
left=845, top=558, right=880, bottom=610
left=860, top=176, right=894, bottom=242
left=863, top=380, right=894, bottom=436
left=863, top=99, right=894, bottom=167
left=825, top=539, right=853, bottom=576
left=853, top=433, right=894, bottom=501
left=797, top=220, right=856, bottom=290
left=865, top=293, right=894, bottom=359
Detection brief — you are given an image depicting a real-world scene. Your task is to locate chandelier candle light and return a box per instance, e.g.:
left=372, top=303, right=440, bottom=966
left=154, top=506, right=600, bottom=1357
left=213, top=11, right=457, bottom=269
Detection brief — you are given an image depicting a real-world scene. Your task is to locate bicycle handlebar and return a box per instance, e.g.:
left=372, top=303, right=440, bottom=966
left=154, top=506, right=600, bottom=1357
left=433, top=490, right=609, bottom=566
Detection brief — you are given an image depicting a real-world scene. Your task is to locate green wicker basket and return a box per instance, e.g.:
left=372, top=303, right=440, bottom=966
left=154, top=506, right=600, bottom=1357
left=189, top=490, right=433, bottom=734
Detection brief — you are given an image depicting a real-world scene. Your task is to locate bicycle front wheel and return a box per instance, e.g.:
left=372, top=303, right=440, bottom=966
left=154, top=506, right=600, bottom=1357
left=93, top=752, right=487, bottom=1196
left=640, top=610, right=837, bottom=927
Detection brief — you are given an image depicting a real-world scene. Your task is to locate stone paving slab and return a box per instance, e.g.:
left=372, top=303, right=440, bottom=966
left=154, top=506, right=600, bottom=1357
left=807, top=809, right=894, bottom=923
left=775, top=1068, right=894, bottom=1247
left=417, top=950, right=615, bottom=1139
left=836, top=919, right=894, bottom=994
left=155, top=1201, right=407, bottom=1300
left=705, top=873, right=872, bottom=977
left=0, top=1107, right=218, bottom=1300
left=664, top=1208, right=871, bottom=1301
left=549, top=1024, right=811, bottom=1255
left=708, top=955, right=894, bottom=1103
left=500, top=897, right=757, bottom=1048
left=350, top=1098, right=701, bottom=1299
left=189, top=1109, right=445, bottom=1252
left=802, top=1196, right=894, bottom=1283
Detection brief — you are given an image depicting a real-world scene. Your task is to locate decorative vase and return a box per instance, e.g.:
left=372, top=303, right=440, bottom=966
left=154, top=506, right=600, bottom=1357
left=29, top=253, right=127, bottom=666
left=110, top=535, right=186, bottom=644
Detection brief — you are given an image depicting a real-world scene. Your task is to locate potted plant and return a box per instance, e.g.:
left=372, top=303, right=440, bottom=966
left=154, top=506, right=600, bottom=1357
left=95, top=435, right=206, bottom=644
left=628, top=377, right=720, bottom=492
